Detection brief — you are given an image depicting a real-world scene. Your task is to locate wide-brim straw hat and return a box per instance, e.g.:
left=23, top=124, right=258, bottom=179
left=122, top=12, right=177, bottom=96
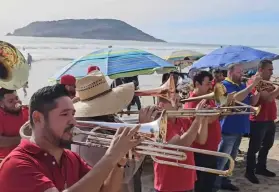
left=74, top=70, right=134, bottom=117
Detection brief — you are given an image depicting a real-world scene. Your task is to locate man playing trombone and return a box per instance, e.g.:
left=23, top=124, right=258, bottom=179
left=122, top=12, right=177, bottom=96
left=246, top=60, right=279, bottom=184
left=183, top=71, right=221, bottom=192
left=139, top=78, right=210, bottom=192
left=0, top=84, right=142, bottom=192
left=215, top=64, right=261, bottom=191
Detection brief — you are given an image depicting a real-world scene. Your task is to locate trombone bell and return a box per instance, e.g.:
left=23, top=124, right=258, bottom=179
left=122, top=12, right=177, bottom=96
left=135, top=74, right=176, bottom=106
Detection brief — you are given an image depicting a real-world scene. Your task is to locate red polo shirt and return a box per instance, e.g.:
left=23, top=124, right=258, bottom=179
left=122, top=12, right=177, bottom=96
left=247, top=78, right=277, bottom=121
left=0, top=107, right=29, bottom=159
left=184, top=92, right=221, bottom=151
left=0, top=139, right=91, bottom=192
left=154, top=118, right=196, bottom=192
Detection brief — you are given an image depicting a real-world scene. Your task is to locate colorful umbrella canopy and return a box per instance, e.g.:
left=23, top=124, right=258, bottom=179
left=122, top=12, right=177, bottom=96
left=166, top=50, right=205, bottom=63
left=49, top=47, right=176, bottom=82
left=189, top=45, right=279, bottom=71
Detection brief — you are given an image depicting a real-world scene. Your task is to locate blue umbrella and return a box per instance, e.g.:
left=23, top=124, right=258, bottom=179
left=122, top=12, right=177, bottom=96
left=189, top=45, right=279, bottom=71
left=49, top=47, right=176, bottom=82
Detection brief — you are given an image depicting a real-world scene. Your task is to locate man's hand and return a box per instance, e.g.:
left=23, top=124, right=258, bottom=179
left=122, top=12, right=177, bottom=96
left=226, top=92, right=236, bottom=106
left=139, top=106, right=161, bottom=124
left=251, top=73, right=263, bottom=86
left=106, top=125, right=142, bottom=163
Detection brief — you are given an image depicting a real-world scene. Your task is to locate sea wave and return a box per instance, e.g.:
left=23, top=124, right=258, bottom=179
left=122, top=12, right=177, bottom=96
left=33, top=57, right=74, bottom=62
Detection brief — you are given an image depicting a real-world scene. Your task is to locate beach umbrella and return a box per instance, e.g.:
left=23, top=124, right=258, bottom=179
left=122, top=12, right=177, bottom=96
left=166, top=50, right=205, bottom=72
left=49, top=47, right=176, bottom=82
left=189, top=45, right=279, bottom=72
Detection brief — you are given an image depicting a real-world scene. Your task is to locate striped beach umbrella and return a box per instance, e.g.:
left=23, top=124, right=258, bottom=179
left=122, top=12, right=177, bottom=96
left=49, top=47, right=176, bottom=82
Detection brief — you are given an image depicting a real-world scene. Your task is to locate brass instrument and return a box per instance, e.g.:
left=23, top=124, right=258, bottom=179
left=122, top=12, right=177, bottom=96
left=0, top=41, right=30, bottom=90
left=242, top=76, right=279, bottom=92
left=19, top=112, right=235, bottom=176
left=181, top=83, right=261, bottom=116
left=118, top=106, right=257, bottom=116
left=135, top=74, right=176, bottom=106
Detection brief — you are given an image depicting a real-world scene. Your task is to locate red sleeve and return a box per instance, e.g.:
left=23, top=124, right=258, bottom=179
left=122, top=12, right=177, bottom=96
left=0, top=156, right=55, bottom=192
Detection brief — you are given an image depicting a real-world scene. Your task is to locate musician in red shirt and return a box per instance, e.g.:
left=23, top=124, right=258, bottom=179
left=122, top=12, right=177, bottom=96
left=139, top=85, right=210, bottom=191
left=0, top=84, right=141, bottom=192
left=184, top=71, right=221, bottom=192
left=0, top=88, right=29, bottom=160
left=246, top=60, right=279, bottom=184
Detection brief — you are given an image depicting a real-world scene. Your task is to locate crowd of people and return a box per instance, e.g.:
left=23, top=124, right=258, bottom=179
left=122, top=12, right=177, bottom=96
left=0, top=60, right=277, bottom=192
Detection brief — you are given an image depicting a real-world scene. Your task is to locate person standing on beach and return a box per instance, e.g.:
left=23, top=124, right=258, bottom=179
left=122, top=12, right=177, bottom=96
left=215, top=64, right=261, bottom=191
left=0, top=88, right=29, bottom=161
left=27, top=53, right=32, bottom=67
left=245, top=60, right=279, bottom=184
left=184, top=71, right=221, bottom=192
left=124, top=76, right=142, bottom=112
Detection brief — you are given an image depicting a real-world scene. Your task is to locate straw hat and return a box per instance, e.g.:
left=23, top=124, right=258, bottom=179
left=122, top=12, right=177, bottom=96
left=74, top=71, right=134, bottom=117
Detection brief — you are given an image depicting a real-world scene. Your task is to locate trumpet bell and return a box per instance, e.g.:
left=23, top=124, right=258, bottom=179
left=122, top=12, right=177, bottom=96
left=0, top=41, right=30, bottom=90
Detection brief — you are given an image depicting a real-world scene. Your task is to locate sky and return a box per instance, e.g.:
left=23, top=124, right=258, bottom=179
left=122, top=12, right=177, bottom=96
left=1, top=0, right=279, bottom=46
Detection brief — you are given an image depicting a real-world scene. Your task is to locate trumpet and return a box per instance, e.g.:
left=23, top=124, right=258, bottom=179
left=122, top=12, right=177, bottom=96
left=19, top=112, right=235, bottom=176
left=134, top=74, right=176, bottom=106
left=181, top=83, right=261, bottom=116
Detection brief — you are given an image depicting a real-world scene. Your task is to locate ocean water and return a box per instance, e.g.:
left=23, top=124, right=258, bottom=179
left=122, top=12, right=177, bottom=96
left=1, top=36, right=279, bottom=104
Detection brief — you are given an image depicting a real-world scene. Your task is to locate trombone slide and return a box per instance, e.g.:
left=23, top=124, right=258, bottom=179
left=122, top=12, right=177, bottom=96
left=72, top=126, right=234, bottom=176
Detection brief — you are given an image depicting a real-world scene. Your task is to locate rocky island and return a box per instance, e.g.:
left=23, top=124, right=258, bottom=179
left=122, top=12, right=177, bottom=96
left=7, top=19, right=165, bottom=42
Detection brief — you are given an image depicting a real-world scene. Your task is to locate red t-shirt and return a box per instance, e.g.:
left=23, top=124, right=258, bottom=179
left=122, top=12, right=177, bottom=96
left=154, top=118, right=196, bottom=192
left=247, top=78, right=277, bottom=121
left=0, top=107, right=29, bottom=158
left=183, top=92, right=221, bottom=151
left=0, top=139, right=91, bottom=192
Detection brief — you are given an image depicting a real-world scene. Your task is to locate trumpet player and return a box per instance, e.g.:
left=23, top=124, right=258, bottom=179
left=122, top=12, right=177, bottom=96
left=215, top=64, right=261, bottom=191
left=0, top=84, right=142, bottom=192
left=139, top=95, right=209, bottom=192
left=184, top=71, right=221, bottom=192
left=246, top=60, right=279, bottom=184
left=0, top=88, right=29, bottom=161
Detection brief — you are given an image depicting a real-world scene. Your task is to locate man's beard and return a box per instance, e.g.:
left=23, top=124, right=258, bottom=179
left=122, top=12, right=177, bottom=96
left=44, top=123, right=74, bottom=149
left=2, top=105, right=21, bottom=115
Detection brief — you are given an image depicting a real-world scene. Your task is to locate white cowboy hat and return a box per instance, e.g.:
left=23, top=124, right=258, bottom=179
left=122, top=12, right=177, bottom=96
left=74, top=71, right=135, bottom=117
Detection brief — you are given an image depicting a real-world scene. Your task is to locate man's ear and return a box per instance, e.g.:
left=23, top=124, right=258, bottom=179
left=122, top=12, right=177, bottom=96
left=32, top=111, right=44, bottom=125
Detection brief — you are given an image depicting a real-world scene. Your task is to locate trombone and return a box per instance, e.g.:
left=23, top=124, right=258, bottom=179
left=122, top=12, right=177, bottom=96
left=181, top=83, right=261, bottom=116
left=118, top=106, right=257, bottom=116
left=19, top=112, right=235, bottom=176
left=134, top=74, right=176, bottom=106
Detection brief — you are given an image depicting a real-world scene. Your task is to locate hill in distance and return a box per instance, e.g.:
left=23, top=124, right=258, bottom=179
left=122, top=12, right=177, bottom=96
left=7, top=19, right=165, bottom=42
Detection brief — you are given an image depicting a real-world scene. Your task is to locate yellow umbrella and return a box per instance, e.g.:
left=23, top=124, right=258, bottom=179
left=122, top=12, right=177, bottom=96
left=166, top=50, right=205, bottom=71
